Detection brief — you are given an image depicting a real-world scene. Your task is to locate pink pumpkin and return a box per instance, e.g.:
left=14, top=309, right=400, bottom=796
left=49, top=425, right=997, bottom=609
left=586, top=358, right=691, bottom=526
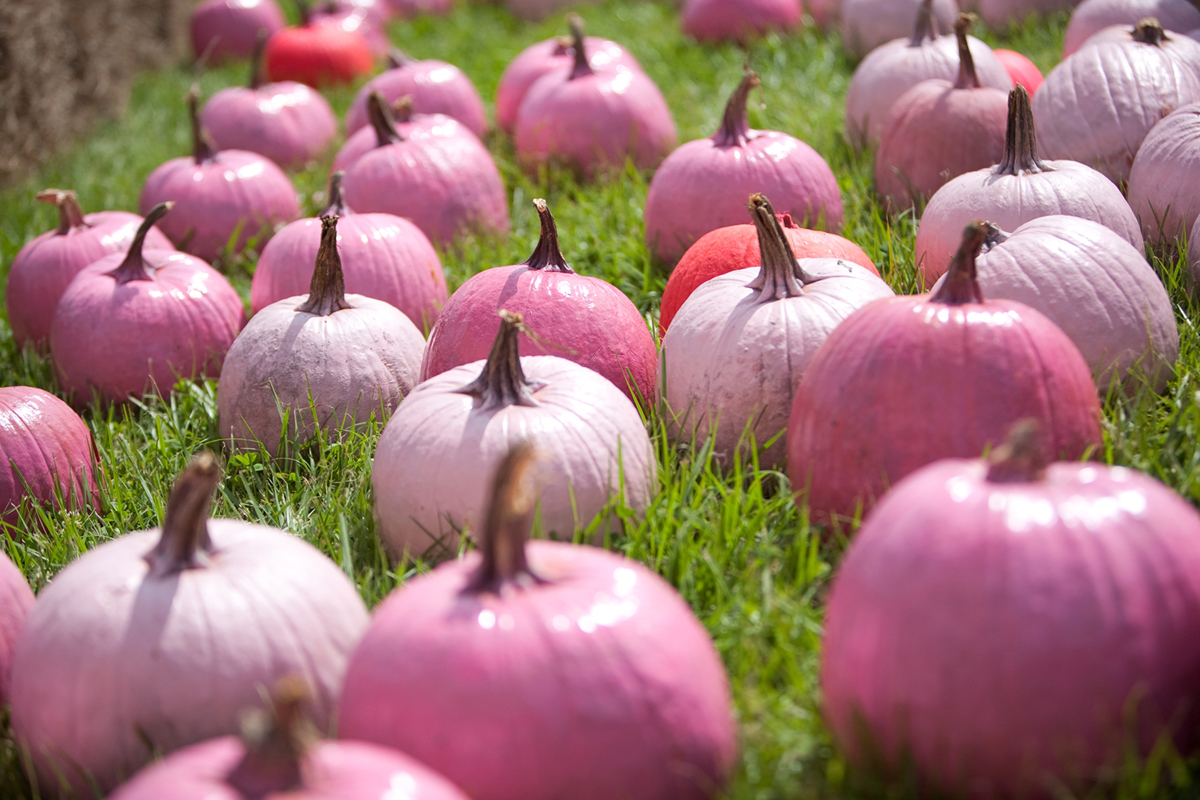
left=659, top=195, right=894, bottom=469
left=841, top=0, right=958, bottom=58
left=190, top=0, right=286, bottom=62
left=342, top=443, right=736, bottom=800
left=0, top=386, right=100, bottom=531
left=50, top=204, right=246, bottom=404
left=421, top=199, right=657, bottom=404
left=372, top=311, right=656, bottom=559
left=992, top=48, right=1043, bottom=92
left=6, top=189, right=173, bottom=351
left=645, top=70, right=844, bottom=265
left=823, top=423, right=1200, bottom=797
left=680, top=0, right=802, bottom=42
left=0, top=551, right=32, bottom=706
left=915, top=85, right=1143, bottom=283
left=1128, top=102, right=1200, bottom=249
left=1065, top=0, right=1200, bottom=55
left=786, top=221, right=1103, bottom=523
left=220, top=215, right=428, bottom=457
left=808, top=0, right=841, bottom=28
left=332, top=97, right=476, bottom=175
left=11, top=453, right=370, bottom=796
left=345, top=50, right=488, bottom=137
left=139, top=89, right=300, bottom=262
left=876, top=13, right=1010, bottom=210
left=251, top=172, right=447, bottom=330
left=514, top=18, right=677, bottom=179
left=343, top=93, right=509, bottom=248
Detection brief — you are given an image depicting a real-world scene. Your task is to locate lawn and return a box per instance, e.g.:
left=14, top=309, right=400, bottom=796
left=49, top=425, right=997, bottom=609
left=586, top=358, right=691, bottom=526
left=2, top=1, right=1200, bottom=797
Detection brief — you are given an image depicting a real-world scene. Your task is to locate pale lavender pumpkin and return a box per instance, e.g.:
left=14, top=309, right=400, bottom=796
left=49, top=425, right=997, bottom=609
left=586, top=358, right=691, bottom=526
left=823, top=424, right=1200, bottom=798
left=343, top=443, right=736, bottom=800
left=251, top=172, right=447, bottom=330
left=644, top=71, right=844, bottom=265
left=680, top=0, right=801, bottom=42
left=345, top=49, right=488, bottom=137
left=139, top=89, right=300, bottom=262
left=514, top=19, right=677, bottom=179
left=844, top=0, right=1012, bottom=151
left=1127, top=102, right=1200, bottom=250
left=841, top=0, right=958, bottom=58
left=0, top=551, right=32, bottom=707
left=50, top=204, right=246, bottom=404
left=199, top=36, right=338, bottom=169
left=1064, top=0, right=1200, bottom=55
left=1034, top=19, right=1200, bottom=186
left=372, top=311, right=655, bottom=560
left=915, top=85, right=1143, bottom=283
left=659, top=195, right=893, bottom=470
left=6, top=189, right=173, bottom=350
left=10, top=453, right=370, bottom=797
left=190, top=0, right=286, bottom=62
left=343, top=93, right=509, bottom=248
left=220, top=215, right=427, bottom=457
left=332, top=98, right=479, bottom=175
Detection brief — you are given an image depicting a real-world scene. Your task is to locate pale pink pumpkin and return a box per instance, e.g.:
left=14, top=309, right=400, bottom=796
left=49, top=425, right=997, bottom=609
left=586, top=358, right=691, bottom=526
left=6, top=189, right=173, bottom=350
left=1127, top=102, right=1200, bottom=250
left=680, top=0, right=801, bottom=42
left=786, top=221, right=1103, bottom=523
left=372, top=311, right=655, bottom=560
left=875, top=14, right=1010, bottom=211
left=11, top=454, right=370, bottom=797
left=190, top=0, right=286, bottom=62
left=659, top=195, right=893, bottom=469
left=645, top=70, right=844, bottom=265
left=823, top=424, right=1200, bottom=798
left=0, top=551, right=32, bottom=706
left=332, top=98, right=481, bottom=176
left=915, top=85, right=1143, bottom=283
left=342, top=443, right=735, bottom=800
left=422, top=200, right=656, bottom=404
left=1064, top=0, right=1200, bottom=55
left=345, top=50, right=488, bottom=137
left=841, top=0, right=958, bottom=58
left=50, top=204, right=246, bottom=405
left=139, top=89, right=300, bottom=262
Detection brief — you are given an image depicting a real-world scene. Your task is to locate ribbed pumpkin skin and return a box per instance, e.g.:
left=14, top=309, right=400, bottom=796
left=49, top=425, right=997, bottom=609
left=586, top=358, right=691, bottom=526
left=680, top=0, right=801, bottom=42
left=345, top=59, right=488, bottom=137
left=199, top=82, right=338, bottom=169
left=823, top=458, right=1200, bottom=798
left=190, top=0, right=286, bottom=62
left=1063, top=0, right=1200, bottom=56
left=332, top=111, right=472, bottom=175
left=841, top=0, right=958, bottom=58
left=0, top=553, right=32, bottom=707
left=786, top=296, right=1103, bottom=521
left=1128, top=102, right=1200, bottom=248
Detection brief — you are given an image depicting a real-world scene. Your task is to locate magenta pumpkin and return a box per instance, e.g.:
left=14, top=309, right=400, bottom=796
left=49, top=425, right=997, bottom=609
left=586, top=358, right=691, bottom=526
left=841, top=0, right=958, bottom=58
left=875, top=14, right=1010, bottom=210
left=50, top=204, right=246, bottom=404
left=343, top=93, right=509, bottom=248
left=190, top=0, right=286, bottom=63
left=680, top=0, right=801, bottom=42
left=0, top=386, right=100, bottom=531
left=332, top=97, right=476, bottom=175
left=422, top=200, right=656, bottom=404
left=645, top=70, right=844, bottom=265
left=0, top=551, right=32, bottom=707
left=1127, top=102, right=1200, bottom=250
left=1063, top=0, right=1200, bottom=55
left=139, top=89, right=300, bottom=262
left=786, top=221, right=1103, bottom=523
left=823, top=423, right=1200, bottom=797
left=343, top=443, right=736, bottom=800
left=11, top=453, right=370, bottom=797
left=6, top=189, right=173, bottom=351
left=345, top=49, right=488, bottom=137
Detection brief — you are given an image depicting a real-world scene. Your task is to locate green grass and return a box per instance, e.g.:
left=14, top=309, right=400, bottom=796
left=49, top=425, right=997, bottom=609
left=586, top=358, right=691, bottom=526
left=2, top=2, right=1200, bottom=798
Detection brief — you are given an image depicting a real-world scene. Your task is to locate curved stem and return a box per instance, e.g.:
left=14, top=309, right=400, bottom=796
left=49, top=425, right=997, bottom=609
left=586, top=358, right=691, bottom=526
left=144, top=451, right=220, bottom=579
left=929, top=220, right=987, bottom=305
left=713, top=69, right=760, bottom=148
left=366, top=91, right=404, bottom=148
left=249, top=32, right=268, bottom=90
left=953, top=13, right=981, bottom=90
left=107, top=202, right=173, bottom=285
left=567, top=14, right=593, bottom=80
left=986, top=420, right=1048, bottom=483
left=746, top=194, right=806, bottom=302
left=453, top=311, right=541, bottom=411
left=391, top=95, right=415, bottom=123
left=297, top=216, right=351, bottom=316
left=387, top=47, right=414, bottom=69
left=1132, top=17, right=1166, bottom=45
left=321, top=171, right=349, bottom=216
left=465, top=442, right=548, bottom=595
left=188, top=86, right=217, bottom=164
left=37, top=189, right=88, bottom=235
left=226, top=676, right=317, bottom=797
left=996, top=85, right=1046, bottom=176
left=981, top=221, right=1009, bottom=253
left=522, top=199, right=574, bottom=273
left=908, top=0, right=939, bottom=46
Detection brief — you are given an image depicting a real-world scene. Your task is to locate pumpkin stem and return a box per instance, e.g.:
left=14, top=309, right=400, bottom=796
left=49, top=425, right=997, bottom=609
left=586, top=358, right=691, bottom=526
left=249, top=31, right=268, bottom=90
left=295, top=0, right=312, bottom=26
left=188, top=85, right=218, bottom=164
left=713, top=69, right=761, bottom=148
left=387, top=47, right=414, bottom=69
left=322, top=171, right=349, bottom=216
left=996, top=85, right=1046, bottom=176
left=746, top=194, right=807, bottom=302
left=553, top=34, right=572, bottom=55
left=391, top=95, right=415, bottom=123
left=297, top=216, right=352, bottom=316
left=145, top=451, right=220, bottom=579
left=226, top=675, right=318, bottom=797
left=107, top=202, right=173, bottom=285
left=930, top=220, right=987, bottom=305
left=37, top=189, right=88, bottom=235
left=367, top=91, right=404, bottom=147
left=981, top=220, right=1009, bottom=252
left=568, top=14, right=594, bottom=80
left=953, top=13, right=981, bottom=90
left=986, top=420, right=1048, bottom=483
left=453, top=310, right=543, bottom=411
left=908, top=0, right=939, bottom=45
left=523, top=199, right=575, bottom=273
left=466, top=442, right=548, bottom=595
left=1132, top=17, right=1166, bottom=45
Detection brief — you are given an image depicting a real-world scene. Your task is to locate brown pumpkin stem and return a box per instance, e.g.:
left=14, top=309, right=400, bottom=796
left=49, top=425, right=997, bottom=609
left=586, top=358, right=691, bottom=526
left=387, top=47, right=415, bottom=69
left=523, top=199, right=575, bottom=273
left=713, top=69, right=761, bottom=148
left=954, top=13, right=981, bottom=89
left=746, top=194, right=807, bottom=302
left=249, top=31, right=268, bottom=90
left=367, top=91, right=404, bottom=147
left=295, top=0, right=312, bottom=26
left=321, top=171, right=349, bottom=216
left=188, top=86, right=218, bottom=164
left=466, top=442, right=548, bottom=595
left=107, top=202, right=173, bottom=285
left=986, top=420, right=1048, bottom=483
left=996, top=85, right=1046, bottom=176
left=930, top=220, right=987, bottom=305
left=908, top=0, right=939, bottom=45
left=1132, top=17, right=1166, bottom=45
left=226, top=676, right=318, bottom=797
left=145, top=451, right=220, bottom=579
left=553, top=34, right=572, bottom=55
left=37, top=189, right=88, bottom=235
left=298, top=216, right=351, bottom=316
left=453, top=310, right=543, bottom=411
left=568, top=14, right=593, bottom=80
left=981, top=220, right=1009, bottom=252
left=391, top=95, right=415, bottom=123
